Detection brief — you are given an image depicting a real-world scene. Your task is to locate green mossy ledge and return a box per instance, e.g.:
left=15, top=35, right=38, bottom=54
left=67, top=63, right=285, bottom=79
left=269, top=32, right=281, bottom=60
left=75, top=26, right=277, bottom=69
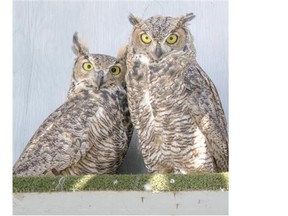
left=13, top=173, right=228, bottom=193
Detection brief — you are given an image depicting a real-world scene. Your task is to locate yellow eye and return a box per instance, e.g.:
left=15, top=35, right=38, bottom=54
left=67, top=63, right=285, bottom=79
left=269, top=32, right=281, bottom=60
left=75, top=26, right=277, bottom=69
left=82, top=62, right=94, bottom=71
left=166, top=34, right=178, bottom=44
left=110, top=66, right=121, bottom=75
left=140, top=33, right=152, bottom=44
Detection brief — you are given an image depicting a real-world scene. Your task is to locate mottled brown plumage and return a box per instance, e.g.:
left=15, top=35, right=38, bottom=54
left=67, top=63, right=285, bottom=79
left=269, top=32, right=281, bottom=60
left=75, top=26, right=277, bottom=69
left=13, top=32, right=132, bottom=176
left=124, top=13, right=228, bottom=173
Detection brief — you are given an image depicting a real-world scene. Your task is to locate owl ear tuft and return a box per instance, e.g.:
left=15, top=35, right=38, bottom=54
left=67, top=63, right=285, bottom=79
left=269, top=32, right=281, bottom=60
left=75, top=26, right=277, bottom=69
left=128, top=13, right=142, bottom=26
left=178, top=13, right=195, bottom=26
left=72, top=32, right=89, bottom=56
left=117, top=44, right=128, bottom=62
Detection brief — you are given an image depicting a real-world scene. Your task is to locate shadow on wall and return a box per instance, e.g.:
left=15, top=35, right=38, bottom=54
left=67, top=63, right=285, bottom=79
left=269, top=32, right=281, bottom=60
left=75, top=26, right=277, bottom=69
left=117, top=132, right=148, bottom=174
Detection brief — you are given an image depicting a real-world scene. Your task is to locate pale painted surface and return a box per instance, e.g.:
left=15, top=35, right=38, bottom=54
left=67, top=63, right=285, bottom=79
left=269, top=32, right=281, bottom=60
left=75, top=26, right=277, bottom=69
left=13, top=191, right=228, bottom=215
left=13, top=0, right=228, bottom=173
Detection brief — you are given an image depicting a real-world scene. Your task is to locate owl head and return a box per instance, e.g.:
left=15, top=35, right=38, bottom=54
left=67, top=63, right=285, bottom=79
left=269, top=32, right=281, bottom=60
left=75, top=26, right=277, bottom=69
left=128, top=13, right=195, bottom=61
left=69, top=32, right=126, bottom=95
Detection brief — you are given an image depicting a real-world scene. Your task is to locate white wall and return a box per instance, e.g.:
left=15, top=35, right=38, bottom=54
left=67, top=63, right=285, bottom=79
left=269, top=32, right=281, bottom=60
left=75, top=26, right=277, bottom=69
left=14, top=191, right=228, bottom=215
left=13, top=0, right=228, bottom=173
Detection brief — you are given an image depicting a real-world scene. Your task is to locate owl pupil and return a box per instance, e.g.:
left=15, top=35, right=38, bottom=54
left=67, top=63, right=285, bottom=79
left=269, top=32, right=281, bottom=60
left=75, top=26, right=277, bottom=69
left=169, top=37, right=173, bottom=40
left=145, top=36, right=149, bottom=40
left=87, top=65, right=91, bottom=69
left=111, top=68, right=116, bottom=72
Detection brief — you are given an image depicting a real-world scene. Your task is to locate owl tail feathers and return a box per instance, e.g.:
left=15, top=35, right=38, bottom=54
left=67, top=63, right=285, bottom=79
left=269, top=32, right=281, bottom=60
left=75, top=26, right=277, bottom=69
left=117, top=44, right=128, bottom=61
left=72, top=32, right=89, bottom=56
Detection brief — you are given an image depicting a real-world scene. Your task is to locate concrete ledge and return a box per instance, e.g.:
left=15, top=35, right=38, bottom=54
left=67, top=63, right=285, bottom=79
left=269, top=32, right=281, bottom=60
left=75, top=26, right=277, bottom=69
left=13, top=191, right=228, bottom=215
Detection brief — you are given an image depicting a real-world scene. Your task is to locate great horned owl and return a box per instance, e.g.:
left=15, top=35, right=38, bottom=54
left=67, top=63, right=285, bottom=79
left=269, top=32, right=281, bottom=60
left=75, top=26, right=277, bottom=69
left=124, top=13, right=228, bottom=173
left=13, top=32, right=133, bottom=176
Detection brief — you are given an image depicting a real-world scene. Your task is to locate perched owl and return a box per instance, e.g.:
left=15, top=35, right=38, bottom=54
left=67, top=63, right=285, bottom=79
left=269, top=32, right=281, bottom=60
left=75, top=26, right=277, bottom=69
left=124, top=13, right=228, bottom=173
left=13, top=32, right=132, bottom=176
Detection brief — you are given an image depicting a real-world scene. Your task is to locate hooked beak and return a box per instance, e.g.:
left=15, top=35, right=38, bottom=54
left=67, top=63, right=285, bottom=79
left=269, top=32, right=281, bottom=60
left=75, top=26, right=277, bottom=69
left=155, top=43, right=163, bottom=59
left=96, top=70, right=104, bottom=89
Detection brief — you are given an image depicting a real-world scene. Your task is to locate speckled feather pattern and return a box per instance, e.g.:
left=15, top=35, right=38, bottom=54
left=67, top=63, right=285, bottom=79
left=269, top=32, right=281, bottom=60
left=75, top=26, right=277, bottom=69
left=13, top=33, right=132, bottom=176
left=125, top=14, right=228, bottom=173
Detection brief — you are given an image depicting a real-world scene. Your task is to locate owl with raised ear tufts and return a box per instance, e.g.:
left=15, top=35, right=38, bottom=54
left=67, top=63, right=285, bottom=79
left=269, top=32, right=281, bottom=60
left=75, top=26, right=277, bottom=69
left=13, top=32, right=133, bottom=176
left=124, top=13, right=228, bottom=174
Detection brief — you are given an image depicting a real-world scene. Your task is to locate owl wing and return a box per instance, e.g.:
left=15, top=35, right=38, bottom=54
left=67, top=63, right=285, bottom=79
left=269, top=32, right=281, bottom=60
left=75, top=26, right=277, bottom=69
left=13, top=97, right=99, bottom=176
left=183, top=63, right=228, bottom=171
left=118, top=86, right=133, bottom=144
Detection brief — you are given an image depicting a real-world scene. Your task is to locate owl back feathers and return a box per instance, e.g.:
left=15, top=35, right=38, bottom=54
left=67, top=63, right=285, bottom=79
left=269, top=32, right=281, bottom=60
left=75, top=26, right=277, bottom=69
left=13, top=87, right=132, bottom=176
